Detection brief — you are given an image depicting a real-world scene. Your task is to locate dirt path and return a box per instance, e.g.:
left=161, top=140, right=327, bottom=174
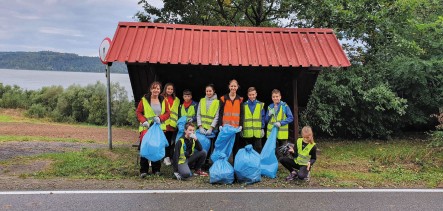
left=0, top=122, right=138, bottom=142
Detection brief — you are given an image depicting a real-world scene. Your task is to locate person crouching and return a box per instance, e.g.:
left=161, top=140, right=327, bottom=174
left=173, top=122, right=209, bottom=180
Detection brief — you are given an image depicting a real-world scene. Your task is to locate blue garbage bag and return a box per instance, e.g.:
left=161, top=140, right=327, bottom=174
left=175, top=116, right=188, bottom=142
left=260, top=127, right=278, bottom=178
left=210, top=124, right=241, bottom=162
left=209, top=153, right=234, bottom=184
left=196, top=130, right=211, bottom=153
left=234, top=144, right=261, bottom=184
left=140, top=123, right=169, bottom=162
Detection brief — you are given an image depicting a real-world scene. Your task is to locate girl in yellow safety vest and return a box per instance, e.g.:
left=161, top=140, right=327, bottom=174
left=160, top=83, right=180, bottom=166
left=279, top=126, right=317, bottom=181
left=197, top=84, right=220, bottom=136
left=197, top=84, right=220, bottom=167
left=136, top=81, right=171, bottom=177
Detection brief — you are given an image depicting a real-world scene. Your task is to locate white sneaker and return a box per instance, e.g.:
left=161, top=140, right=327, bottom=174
left=163, top=157, right=171, bottom=166
left=149, top=161, right=152, bottom=167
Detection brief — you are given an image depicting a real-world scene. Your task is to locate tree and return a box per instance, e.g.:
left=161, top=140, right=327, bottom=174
left=136, top=0, right=293, bottom=26
left=291, top=0, right=443, bottom=133
left=135, top=0, right=443, bottom=137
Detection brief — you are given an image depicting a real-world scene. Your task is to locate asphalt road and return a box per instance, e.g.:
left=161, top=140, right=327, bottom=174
left=1, top=189, right=442, bottom=210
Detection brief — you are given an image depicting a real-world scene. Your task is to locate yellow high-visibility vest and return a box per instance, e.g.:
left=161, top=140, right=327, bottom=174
left=181, top=104, right=196, bottom=121
left=199, top=98, right=219, bottom=130
left=138, top=97, right=166, bottom=132
left=294, top=138, right=315, bottom=166
left=266, top=103, right=289, bottom=139
left=178, top=137, right=195, bottom=164
left=243, top=102, right=264, bottom=138
left=165, top=97, right=180, bottom=128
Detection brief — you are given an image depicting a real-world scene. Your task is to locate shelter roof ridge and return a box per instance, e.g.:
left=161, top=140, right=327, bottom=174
left=106, top=22, right=350, bottom=67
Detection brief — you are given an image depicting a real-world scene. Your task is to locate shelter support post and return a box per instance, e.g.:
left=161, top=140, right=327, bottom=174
left=292, top=73, right=299, bottom=142
left=106, top=64, right=112, bottom=149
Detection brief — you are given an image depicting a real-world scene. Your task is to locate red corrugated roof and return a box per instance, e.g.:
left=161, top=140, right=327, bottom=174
left=106, top=22, right=350, bottom=67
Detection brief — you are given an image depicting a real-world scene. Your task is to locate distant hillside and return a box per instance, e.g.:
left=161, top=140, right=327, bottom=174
left=0, top=51, right=127, bottom=73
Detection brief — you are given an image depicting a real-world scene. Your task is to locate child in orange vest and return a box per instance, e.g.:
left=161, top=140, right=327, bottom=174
left=218, top=79, right=244, bottom=162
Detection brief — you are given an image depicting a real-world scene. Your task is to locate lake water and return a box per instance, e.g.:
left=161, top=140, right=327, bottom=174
left=0, top=69, right=133, bottom=100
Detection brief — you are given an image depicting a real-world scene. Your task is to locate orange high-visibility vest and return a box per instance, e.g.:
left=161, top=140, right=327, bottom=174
left=221, top=95, right=242, bottom=127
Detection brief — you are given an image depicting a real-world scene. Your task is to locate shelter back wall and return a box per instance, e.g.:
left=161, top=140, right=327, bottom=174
left=126, top=63, right=319, bottom=140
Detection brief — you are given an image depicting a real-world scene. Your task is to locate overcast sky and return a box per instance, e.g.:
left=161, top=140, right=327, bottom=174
left=0, top=0, right=163, bottom=56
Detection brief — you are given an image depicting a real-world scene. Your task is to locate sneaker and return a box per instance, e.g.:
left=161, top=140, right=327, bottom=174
left=194, top=169, right=209, bottom=177
left=303, top=172, right=311, bottom=181
left=149, top=161, right=152, bottom=167
left=139, top=173, right=148, bottom=179
left=163, top=157, right=171, bottom=166
left=285, top=171, right=297, bottom=181
left=153, top=171, right=162, bottom=176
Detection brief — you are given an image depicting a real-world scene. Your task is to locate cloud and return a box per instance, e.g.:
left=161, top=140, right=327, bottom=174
left=39, top=27, right=84, bottom=37
left=0, top=0, right=155, bottom=56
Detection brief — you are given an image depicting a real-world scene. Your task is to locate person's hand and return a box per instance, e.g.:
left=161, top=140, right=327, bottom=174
left=260, top=129, right=264, bottom=138
left=288, top=146, right=294, bottom=154
left=307, top=162, right=311, bottom=171
left=174, top=172, right=182, bottom=180
left=274, top=122, right=281, bottom=128
left=199, top=127, right=206, bottom=134
left=219, top=126, right=223, bottom=131
left=154, top=116, right=161, bottom=124
left=205, top=128, right=213, bottom=135
left=142, top=121, right=149, bottom=128
left=238, top=126, right=242, bottom=131
left=190, top=133, right=197, bottom=140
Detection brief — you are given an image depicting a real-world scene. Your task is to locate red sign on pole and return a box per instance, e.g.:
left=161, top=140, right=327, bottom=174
left=99, top=37, right=112, bottom=64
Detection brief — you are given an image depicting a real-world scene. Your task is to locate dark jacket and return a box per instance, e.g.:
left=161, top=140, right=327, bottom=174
left=172, top=135, right=203, bottom=172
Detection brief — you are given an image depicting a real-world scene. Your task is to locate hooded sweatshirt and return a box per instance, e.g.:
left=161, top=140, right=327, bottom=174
left=197, top=93, right=220, bottom=129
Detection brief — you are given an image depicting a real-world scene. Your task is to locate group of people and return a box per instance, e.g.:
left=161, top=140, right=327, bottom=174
left=136, top=79, right=317, bottom=181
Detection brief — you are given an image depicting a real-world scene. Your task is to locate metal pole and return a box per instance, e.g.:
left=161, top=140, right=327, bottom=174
left=106, top=64, right=112, bottom=149
left=292, top=72, right=299, bottom=142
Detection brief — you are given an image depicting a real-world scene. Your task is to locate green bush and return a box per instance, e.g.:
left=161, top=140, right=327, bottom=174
left=0, top=84, right=30, bottom=109
left=301, top=66, right=407, bottom=139
left=428, top=131, right=443, bottom=148
left=84, top=82, right=107, bottom=125
left=26, top=104, right=47, bottom=118
left=1, top=82, right=136, bottom=127
left=111, top=82, right=136, bottom=126
left=29, top=86, right=64, bottom=111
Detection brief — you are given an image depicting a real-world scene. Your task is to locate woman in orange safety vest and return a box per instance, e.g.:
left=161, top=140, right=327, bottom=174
left=218, top=79, right=244, bottom=162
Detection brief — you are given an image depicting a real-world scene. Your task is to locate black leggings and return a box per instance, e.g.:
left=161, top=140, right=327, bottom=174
left=165, top=131, right=175, bottom=159
left=140, top=157, right=161, bottom=174
left=279, top=157, right=310, bottom=180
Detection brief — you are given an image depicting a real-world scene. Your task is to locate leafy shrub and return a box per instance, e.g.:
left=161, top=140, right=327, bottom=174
left=26, top=104, right=47, bottom=118
left=301, top=66, right=407, bottom=139
left=0, top=84, right=30, bottom=109
left=1, top=82, right=136, bottom=127
left=428, top=109, right=443, bottom=148
left=428, top=131, right=443, bottom=148
left=29, top=86, right=64, bottom=111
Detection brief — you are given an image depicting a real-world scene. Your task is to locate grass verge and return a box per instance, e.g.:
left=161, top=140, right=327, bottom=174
left=3, top=138, right=442, bottom=188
